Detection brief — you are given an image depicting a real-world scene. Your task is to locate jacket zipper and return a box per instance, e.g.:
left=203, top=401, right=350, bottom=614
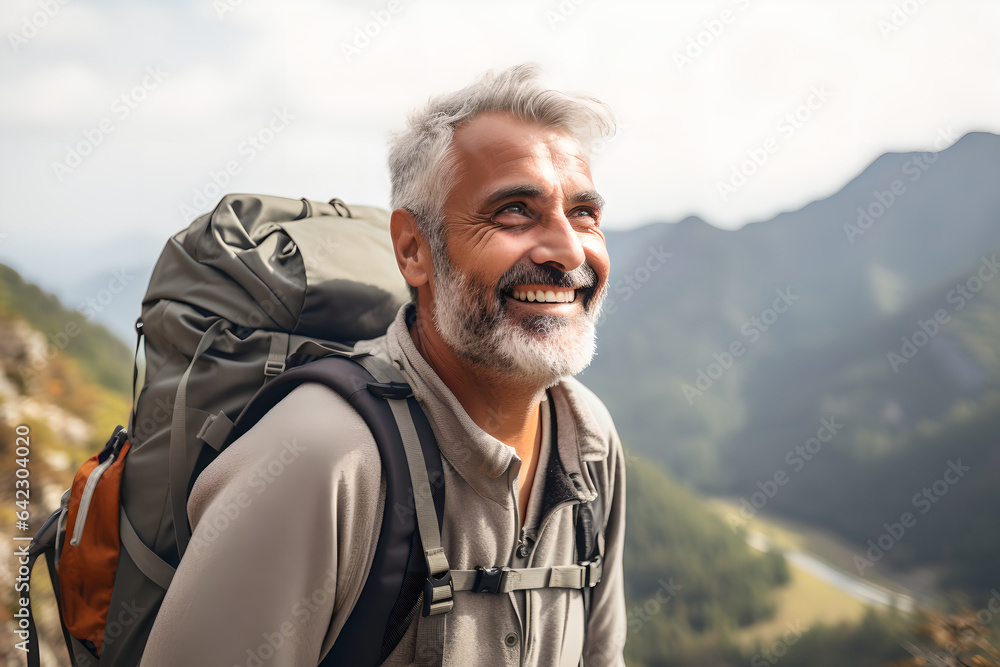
left=70, top=451, right=119, bottom=546
left=505, top=466, right=527, bottom=664
left=508, top=466, right=522, bottom=565
left=529, top=498, right=583, bottom=567
left=521, top=497, right=585, bottom=665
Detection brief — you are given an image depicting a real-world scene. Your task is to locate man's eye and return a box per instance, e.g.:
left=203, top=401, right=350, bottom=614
left=571, top=207, right=601, bottom=224
left=493, top=203, right=532, bottom=222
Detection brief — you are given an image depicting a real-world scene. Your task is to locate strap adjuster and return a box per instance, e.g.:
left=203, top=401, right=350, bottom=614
left=264, top=358, right=285, bottom=376
left=422, top=570, right=454, bottom=616
left=367, top=381, right=414, bottom=400
left=584, top=556, right=602, bottom=588
left=473, top=566, right=509, bottom=594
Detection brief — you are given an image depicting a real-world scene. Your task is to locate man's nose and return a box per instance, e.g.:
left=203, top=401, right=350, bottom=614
left=527, top=212, right=587, bottom=273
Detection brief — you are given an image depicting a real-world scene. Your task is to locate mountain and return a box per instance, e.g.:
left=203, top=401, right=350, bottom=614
left=0, top=264, right=134, bottom=395
left=584, top=131, right=1000, bottom=596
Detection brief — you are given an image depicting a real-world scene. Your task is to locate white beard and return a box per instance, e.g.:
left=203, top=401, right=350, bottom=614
left=430, top=257, right=605, bottom=388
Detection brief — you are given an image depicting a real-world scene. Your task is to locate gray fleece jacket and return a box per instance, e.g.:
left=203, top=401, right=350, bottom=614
left=141, top=304, right=627, bottom=666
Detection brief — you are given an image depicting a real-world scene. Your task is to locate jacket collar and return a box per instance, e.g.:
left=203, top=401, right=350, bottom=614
left=365, top=304, right=608, bottom=509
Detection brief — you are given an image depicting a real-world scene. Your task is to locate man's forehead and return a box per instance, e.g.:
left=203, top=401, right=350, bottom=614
left=450, top=112, right=594, bottom=195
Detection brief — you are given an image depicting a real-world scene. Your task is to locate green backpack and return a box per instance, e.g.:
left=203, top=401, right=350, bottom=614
left=25, top=194, right=420, bottom=666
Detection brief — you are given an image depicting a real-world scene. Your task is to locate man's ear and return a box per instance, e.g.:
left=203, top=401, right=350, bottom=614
left=390, top=208, right=432, bottom=291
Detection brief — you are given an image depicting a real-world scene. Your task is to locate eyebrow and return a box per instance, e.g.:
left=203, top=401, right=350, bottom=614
left=479, top=185, right=606, bottom=212
left=571, top=190, right=606, bottom=210
left=480, top=185, right=545, bottom=211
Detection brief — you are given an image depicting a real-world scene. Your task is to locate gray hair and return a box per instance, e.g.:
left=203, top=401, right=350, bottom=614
left=387, top=63, right=616, bottom=299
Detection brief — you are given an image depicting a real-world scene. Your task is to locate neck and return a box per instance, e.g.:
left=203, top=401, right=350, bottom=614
left=408, top=302, right=546, bottom=450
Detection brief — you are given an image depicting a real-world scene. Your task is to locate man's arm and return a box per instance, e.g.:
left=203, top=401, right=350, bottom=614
left=582, top=408, right=628, bottom=667
left=140, top=383, right=383, bottom=667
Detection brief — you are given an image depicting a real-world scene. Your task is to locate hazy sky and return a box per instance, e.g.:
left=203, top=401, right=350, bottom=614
left=2, top=0, right=999, bottom=298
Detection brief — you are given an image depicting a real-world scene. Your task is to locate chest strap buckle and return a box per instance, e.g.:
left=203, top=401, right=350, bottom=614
left=473, top=566, right=509, bottom=594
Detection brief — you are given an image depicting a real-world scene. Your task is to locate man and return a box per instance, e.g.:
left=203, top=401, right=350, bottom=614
left=142, top=64, right=627, bottom=666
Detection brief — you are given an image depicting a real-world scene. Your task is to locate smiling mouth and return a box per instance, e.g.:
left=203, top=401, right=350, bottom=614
left=508, top=286, right=579, bottom=303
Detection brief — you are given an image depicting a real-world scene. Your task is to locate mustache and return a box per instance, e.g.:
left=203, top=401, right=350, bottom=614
left=495, top=260, right=598, bottom=295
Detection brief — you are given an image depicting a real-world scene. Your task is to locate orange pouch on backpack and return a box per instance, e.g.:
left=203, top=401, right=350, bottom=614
left=58, top=428, right=130, bottom=656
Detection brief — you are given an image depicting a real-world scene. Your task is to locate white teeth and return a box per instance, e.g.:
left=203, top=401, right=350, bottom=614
left=511, top=288, right=578, bottom=303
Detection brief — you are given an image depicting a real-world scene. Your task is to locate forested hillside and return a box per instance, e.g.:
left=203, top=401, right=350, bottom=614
left=0, top=264, right=133, bottom=395
left=585, top=131, right=1000, bottom=602
left=623, top=458, right=789, bottom=665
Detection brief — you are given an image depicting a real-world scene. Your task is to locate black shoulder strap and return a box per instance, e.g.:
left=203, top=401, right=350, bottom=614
left=575, top=460, right=606, bottom=632
left=228, top=355, right=444, bottom=667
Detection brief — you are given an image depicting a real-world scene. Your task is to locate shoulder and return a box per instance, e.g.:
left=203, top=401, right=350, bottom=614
left=240, top=381, right=379, bottom=468
left=560, top=376, right=619, bottom=443
left=189, top=382, right=382, bottom=520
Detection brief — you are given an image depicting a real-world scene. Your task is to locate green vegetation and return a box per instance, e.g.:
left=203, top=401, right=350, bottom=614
left=623, top=455, right=790, bottom=666
left=0, top=263, right=132, bottom=394
left=749, top=608, right=912, bottom=667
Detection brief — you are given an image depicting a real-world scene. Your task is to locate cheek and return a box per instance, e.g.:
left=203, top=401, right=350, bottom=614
left=473, top=236, right=536, bottom=280
left=583, top=236, right=611, bottom=284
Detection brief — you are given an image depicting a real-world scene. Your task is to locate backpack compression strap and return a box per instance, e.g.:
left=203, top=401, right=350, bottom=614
left=24, top=508, right=96, bottom=667
left=228, top=352, right=450, bottom=667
